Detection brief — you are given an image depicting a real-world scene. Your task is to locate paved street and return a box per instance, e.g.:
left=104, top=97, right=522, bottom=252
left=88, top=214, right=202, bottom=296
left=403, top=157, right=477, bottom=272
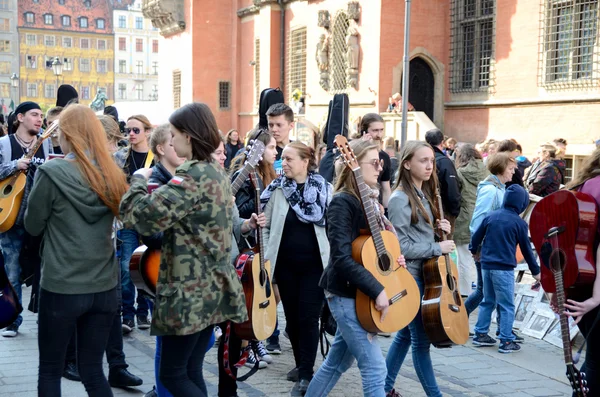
left=0, top=286, right=577, bottom=396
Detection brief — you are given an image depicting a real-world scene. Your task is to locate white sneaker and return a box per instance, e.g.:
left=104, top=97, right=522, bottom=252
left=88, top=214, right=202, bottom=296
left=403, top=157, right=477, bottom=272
left=244, top=348, right=268, bottom=369
left=252, top=340, right=273, bottom=364
left=1, top=324, right=18, bottom=337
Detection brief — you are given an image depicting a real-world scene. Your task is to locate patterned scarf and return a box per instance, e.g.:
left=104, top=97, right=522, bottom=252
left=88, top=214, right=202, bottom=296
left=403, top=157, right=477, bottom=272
left=369, top=189, right=397, bottom=237
left=260, top=172, right=332, bottom=227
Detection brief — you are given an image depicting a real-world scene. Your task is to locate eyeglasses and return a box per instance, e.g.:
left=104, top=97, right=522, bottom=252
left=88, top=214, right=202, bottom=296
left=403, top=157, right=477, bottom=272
left=125, top=127, right=142, bottom=134
left=360, top=159, right=384, bottom=170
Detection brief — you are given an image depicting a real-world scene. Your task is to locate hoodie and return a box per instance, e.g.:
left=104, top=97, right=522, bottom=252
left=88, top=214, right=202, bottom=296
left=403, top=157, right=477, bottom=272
left=24, top=158, right=118, bottom=294
left=56, top=84, right=79, bottom=107
left=470, top=185, right=540, bottom=275
left=454, top=159, right=488, bottom=245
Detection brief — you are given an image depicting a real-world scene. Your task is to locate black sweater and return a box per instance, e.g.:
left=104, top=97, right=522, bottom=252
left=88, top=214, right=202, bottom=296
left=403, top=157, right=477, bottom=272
left=319, top=192, right=384, bottom=300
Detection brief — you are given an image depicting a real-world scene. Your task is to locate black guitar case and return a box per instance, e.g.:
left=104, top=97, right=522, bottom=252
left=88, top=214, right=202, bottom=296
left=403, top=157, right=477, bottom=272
left=258, top=88, right=285, bottom=129
left=0, top=253, right=23, bottom=328
left=319, top=94, right=349, bottom=183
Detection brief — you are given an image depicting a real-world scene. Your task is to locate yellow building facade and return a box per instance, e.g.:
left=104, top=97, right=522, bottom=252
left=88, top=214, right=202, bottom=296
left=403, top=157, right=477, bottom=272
left=19, top=28, right=114, bottom=111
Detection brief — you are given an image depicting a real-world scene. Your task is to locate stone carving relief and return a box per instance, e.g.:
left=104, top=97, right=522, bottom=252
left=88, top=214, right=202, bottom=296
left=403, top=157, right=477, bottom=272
left=346, top=19, right=359, bottom=89
left=142, top=0, right=186, bottom=37
left=318, top=10, right=330, bottom=29
left=316, top=33, right=330, bottom=91
left=347, top=1, right=360, bottom=21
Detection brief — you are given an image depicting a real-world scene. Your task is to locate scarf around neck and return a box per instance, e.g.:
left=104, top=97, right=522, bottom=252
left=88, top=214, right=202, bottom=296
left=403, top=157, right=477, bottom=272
left=260, top=172, right=332, bottom=227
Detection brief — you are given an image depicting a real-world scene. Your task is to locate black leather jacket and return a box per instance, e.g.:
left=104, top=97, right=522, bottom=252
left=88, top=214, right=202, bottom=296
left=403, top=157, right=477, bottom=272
left=231, top=170, right=264, bottom=220
left=319, top=192, right=384, bottom=300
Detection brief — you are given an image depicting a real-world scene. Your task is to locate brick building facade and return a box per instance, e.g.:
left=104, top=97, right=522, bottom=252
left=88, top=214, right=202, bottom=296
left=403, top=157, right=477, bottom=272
left=145, top=0, right=600, bottom=171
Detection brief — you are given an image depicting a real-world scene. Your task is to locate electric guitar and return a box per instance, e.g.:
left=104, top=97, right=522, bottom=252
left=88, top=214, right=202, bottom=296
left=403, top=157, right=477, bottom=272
left=335, top=135, right=420, bottom=333
left=128, top=140, right=266, bottom=296
left=421, top=191, right=469, bottom=347
left=545, top=226, right=588, bottom=396
left=0, top=122, right=59, bottom=232
left=233, top=172, right=277, bottom=341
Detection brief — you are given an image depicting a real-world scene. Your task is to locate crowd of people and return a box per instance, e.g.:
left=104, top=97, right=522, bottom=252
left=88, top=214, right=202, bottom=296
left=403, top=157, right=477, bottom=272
left=0, top=85, right=598, bottom=397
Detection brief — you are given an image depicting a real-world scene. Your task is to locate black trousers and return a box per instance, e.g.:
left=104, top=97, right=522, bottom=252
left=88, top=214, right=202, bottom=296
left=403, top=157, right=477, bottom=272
left=275, top=259, right=324, bottom=381
left=576, top=306, right=600, bottom=397
left=38, top=287, right=117, bottom=397
left=159, top=326, right=214, bottom=397
left=217, top=321, right=243, bottom=397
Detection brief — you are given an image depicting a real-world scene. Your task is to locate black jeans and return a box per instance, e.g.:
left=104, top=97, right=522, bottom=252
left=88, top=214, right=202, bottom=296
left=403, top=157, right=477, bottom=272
left=38, top=287, right=117, bottom=397
left=276, top=260, right=324, bottom=381
left=217, top=321, right=243, bottom=397
left=159, top=326, right=214, bottom=397
left=575, top=306, right=600, bottom=397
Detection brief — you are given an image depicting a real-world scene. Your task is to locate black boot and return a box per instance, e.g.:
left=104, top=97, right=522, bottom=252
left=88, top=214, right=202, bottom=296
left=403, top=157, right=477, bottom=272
left=108, top=367, right=143, bottom=388
left=62, top=361, right=81, bottom=382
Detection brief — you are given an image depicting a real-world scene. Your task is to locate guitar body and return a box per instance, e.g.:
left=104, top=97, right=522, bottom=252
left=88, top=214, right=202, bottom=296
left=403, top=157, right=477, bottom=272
left=129, top=246, right=160, bottom=296
left=353, top=230, right=420, bottom=333
left=0, top=172, right=26, bottom=233
left=233, top=251, right=277, bottom=341
left=530, top=190, right=597, bottom=293
left=422, top=254, right=469, bottom=347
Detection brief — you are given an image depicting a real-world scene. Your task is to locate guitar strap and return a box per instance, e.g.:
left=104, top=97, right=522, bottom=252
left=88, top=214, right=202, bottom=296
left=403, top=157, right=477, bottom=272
left=144, top=151, right=154, bottom=168
left=222, top=321, right=259, bottom=381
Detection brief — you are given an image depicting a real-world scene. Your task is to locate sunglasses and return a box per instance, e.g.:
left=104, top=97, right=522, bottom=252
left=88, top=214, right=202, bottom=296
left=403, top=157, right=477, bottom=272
left=125, top=127, right=142, bottom=134
left=361, top=159, right=384, bottom=170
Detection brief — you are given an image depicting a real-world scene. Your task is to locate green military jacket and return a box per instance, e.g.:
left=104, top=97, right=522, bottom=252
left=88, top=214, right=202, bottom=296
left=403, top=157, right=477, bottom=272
left=120, top=160, right=248, bottom=336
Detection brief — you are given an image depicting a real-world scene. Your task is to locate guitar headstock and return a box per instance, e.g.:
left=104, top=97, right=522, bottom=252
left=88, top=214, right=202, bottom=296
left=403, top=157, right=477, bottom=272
left=42, top=120, right=59, bottom=140
left=245, top=140, right=266, bottom=168
left=567, top=364, right=588, bottom=396
left=334, top=135, right=359, bottom=171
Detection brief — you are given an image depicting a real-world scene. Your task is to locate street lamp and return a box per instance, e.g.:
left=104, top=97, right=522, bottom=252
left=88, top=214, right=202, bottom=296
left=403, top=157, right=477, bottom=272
left=51, top=57, right=63, bottom=95
left=10, top=73, right=19, bottom=107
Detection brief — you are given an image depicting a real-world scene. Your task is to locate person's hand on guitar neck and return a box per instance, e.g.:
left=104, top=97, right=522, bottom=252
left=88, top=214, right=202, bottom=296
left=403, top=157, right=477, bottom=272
left=241, top=213, right=266, bottom=233
left=439, top=240, right=455, bottom=254
left=375, top=290, right=390, bottom=322
left=17, top=158, right=31, bottom=171
left=436, top=219, right=452, bottom=235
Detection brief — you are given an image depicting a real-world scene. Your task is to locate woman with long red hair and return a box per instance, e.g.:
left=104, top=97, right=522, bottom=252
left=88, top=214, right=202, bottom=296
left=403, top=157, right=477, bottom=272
left=25, top=104, right=128, bottom=396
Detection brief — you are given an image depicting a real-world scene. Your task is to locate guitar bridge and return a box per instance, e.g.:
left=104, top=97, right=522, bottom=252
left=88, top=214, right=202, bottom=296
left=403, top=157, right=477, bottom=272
left=259, top=300, right=270, bottom=309
left=448, top=304, right=460, bottom=313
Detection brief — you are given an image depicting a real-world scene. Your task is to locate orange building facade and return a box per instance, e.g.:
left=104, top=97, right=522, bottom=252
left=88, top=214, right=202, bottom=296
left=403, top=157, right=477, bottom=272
left=144, top=0, right=600, bottom=173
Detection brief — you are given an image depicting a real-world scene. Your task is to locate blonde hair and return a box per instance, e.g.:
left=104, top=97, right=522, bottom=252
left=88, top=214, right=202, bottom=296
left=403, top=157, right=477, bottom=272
left=149, top=124, right=171, bottom=159
left=97, top=115, right=122, bottom=147
left=334, top=140, right=379, bottom=199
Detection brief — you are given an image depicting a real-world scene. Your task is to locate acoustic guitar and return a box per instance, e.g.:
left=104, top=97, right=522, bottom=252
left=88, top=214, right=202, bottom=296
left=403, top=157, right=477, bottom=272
left=128, top=140, right=267, bottom=297
left=421, top=192, right=469, bottom=347
left=334, top=135, right=420, bottom=333
left=0, top=122, right=59, bottom=232
left=529, top=190, right=597, bottom=293
left=233, top=172, right=277, bottom=341
left=545, top=226, right=588, bottom=396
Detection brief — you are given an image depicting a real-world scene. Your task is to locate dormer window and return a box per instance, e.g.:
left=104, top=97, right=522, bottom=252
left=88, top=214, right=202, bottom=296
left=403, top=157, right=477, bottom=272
left=96, top=18, right=105, bottom=29
left=24, top=12, right=34, bottom=24
left=84, top=0, right=91, bottom=7
left=79, top=17, right=88, bottom=28
left=44, top=14, right=53, bottom=25
left=62, top=15, right=71, bottom=27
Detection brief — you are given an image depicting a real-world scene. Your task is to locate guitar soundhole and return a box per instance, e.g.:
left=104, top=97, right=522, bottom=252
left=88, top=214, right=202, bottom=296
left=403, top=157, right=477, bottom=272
left=378, top=255, right=391, bottom=272
left=446, top=273, right=456, bottom=291
left=2, top=184, right=12, bottom=196
left=550, top=249, right=567, bottom=272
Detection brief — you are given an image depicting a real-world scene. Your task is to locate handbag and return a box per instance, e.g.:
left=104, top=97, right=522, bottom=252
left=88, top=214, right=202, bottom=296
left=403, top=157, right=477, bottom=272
left=319, top=298, right=337, bottom=358
left=0, top=255, right=23, bottom=329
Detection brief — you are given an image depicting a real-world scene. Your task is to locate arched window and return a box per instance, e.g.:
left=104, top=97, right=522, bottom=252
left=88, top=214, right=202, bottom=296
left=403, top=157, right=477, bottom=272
left=330, top=11, right=349, bottom=93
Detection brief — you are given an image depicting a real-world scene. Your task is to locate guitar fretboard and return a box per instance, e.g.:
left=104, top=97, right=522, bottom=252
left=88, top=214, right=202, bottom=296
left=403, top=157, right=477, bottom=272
left=353, top=169, right=386, bottom=258
left=231, top=165, right=252, bottom=197
left=553, top=264, right=573, bottom=364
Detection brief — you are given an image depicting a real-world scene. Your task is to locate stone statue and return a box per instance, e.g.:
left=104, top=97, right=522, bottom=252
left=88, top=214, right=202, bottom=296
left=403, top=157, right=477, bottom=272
left=346, top=21, right=360, bottom=89
left=90, top=89, right=108, bottom=112
left=316, top=34, right=330, bottom=91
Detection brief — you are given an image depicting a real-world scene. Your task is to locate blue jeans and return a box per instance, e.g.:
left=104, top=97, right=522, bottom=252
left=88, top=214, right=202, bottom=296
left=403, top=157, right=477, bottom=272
left=0, top=226, right=25, bottom=327
left=305, top=296, right=387, bottom=397
left=465, top=261, right=483, bottom=316
left=385, top=278, right=442, bottom=397
left=474, top=269, right=515, bottom=342
left=118, top=228, right=148, bottom=320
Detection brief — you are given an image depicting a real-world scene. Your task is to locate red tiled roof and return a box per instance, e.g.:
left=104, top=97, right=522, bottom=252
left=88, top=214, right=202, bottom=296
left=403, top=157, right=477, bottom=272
left=18, top=0, right=113, bottom=33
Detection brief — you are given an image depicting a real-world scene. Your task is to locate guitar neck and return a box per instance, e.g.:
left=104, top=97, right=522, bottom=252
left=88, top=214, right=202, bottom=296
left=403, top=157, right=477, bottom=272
left=232, top=165, right=252, bottom=197
left=553, top=266, right=574, bottom=364
left=252, top=172, right=267, bottom=272
left=353, top=169, right=387, bottom=258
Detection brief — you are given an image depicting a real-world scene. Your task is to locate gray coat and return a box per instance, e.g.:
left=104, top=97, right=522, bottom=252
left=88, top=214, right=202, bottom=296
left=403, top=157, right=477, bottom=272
left=388, top=188, right=442, bottom=279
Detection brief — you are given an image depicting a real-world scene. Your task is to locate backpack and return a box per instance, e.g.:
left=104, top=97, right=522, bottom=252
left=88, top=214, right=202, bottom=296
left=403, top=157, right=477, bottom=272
left=258, top=88, right=285, bottom=128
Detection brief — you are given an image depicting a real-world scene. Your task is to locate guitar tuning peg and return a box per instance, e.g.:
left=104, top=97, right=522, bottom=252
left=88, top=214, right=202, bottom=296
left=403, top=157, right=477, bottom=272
left=249, top=139, right=255, bottom=145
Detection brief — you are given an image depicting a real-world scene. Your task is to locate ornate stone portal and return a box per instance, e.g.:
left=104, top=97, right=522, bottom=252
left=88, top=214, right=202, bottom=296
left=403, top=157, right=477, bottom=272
left=315, top=3, right=361, bottom=93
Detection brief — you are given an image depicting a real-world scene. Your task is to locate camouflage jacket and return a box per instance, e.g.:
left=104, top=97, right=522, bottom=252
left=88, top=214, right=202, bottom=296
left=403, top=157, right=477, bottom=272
left=119, top=160, right=248, bottom=336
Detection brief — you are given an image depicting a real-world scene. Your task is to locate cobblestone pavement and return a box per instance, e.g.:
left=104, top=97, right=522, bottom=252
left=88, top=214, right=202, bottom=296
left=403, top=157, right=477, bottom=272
left=0, top=286, right=577, bottom=396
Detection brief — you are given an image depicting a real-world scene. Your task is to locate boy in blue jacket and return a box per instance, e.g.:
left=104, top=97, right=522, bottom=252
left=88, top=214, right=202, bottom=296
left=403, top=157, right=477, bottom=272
left=470, top=184, right=541, bottom=353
